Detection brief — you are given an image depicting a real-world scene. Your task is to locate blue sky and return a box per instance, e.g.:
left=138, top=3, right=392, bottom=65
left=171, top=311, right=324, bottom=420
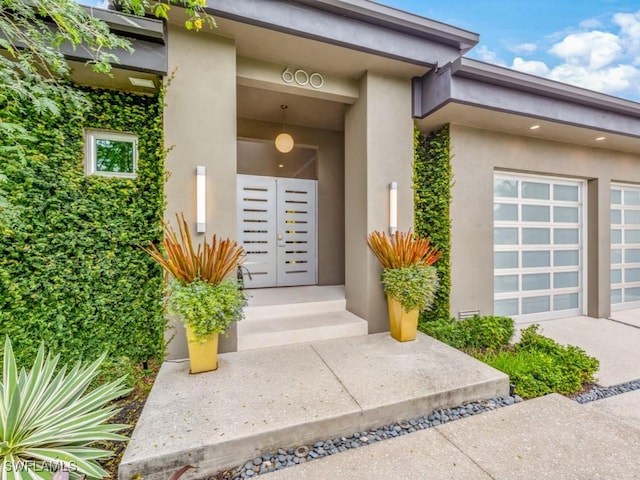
left=80, top=0, right=640, bottom=102
left=383, top=0, right=640, bottom=102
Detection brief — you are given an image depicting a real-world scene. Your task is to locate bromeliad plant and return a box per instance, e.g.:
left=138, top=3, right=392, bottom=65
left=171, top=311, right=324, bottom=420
left=0, top=337, right=130, bottom=480
left=141, top=213, right=246, bottom=340
left=367, top=230, right=442, bottom=312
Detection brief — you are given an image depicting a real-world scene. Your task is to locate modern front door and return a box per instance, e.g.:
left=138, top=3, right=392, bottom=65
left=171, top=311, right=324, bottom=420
left=237, top=174, right=317, bottom=288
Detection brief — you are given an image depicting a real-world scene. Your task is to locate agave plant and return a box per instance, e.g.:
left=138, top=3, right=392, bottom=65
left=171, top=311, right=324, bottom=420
left=141, top=213, right=245, bottom=286
left=0, top=337, right=130, bottom=480
left=367, top=230, right=442, bottom=269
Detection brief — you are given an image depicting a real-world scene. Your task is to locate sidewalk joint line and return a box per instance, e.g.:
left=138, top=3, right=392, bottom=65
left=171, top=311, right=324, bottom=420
left=435, top=428, right=498, bottom=480
left=607, top=317, right=640, bottom=330
left=310, top=344, right=364, bottom=413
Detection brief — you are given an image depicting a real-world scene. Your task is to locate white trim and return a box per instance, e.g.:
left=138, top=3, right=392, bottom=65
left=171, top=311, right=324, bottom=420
left=85, top=129, right=138, bottom=178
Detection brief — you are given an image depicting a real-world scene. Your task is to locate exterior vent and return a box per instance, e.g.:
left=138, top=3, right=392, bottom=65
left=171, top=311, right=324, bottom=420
left=458, top=309, right=480, bottom=320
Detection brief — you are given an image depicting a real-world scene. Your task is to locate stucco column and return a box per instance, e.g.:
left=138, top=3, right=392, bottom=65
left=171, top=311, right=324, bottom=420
left=164, top=27, right=238, bottom=358
left=587, top=179, right=611, bottom=318
left=344, top=71, right=414, bottom=333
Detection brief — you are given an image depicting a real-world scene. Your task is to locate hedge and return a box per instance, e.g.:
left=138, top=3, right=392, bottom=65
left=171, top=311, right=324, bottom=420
left=0, top=86, right=166, bottom=370
left=414, top=125, right=452, bottom=323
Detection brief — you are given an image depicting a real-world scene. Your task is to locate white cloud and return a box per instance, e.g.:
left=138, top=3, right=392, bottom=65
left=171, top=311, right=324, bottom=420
left=579, top=18, right=602, bottom=29
left=475, top=45, right=506, bottom=66
left=511, top=57, right=550, bottom=77
left=548, top=63, right=640, bottom=93
left=613, top=11, right=640, bottom=62
left=509, top=43, right=538, bottom=55
left=549, top=30, right=622, bottom=69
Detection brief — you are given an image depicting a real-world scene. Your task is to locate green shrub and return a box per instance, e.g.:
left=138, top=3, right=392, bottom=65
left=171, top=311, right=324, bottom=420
left=0, top=86, right=165, bottom=372
left=420, top=315, right=514, bottom=351
left=414, top=126, right=451, bottom=323
left=480, top=325, right=599, bottom=398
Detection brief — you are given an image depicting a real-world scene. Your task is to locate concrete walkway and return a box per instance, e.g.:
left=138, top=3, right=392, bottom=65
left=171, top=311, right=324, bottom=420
left=119, top=333, right=508, bottom=480
left=261, top=313, right=640, bottom=479
left=263, top=394, right=640, bottom=479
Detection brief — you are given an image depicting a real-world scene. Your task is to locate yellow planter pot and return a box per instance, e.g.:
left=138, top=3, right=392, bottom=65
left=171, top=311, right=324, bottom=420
left=387, top=296, right=419, bottom=342
left=185, top=324, right=219, bottom=374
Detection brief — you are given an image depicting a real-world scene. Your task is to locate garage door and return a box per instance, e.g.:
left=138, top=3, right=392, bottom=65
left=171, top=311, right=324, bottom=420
left=494, top=174, right=584, bottom=322
left=611, top=184, right=640, bottom=310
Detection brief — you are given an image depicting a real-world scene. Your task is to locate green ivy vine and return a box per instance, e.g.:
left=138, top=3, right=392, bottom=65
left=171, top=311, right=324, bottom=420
left=413, top=125, right=452, bottom=324
left=0, top=86, right=166, bottom=371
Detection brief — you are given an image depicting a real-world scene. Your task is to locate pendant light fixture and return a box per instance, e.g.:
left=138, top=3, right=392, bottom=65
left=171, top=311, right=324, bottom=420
left=275, top=104, right=294, bottom=153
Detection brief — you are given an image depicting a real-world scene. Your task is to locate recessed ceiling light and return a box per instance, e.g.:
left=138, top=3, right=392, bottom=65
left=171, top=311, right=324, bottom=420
left=595, top=136, right=606, bottom=141
left=278, top=164, right=284, bottom=168
left=529, top=125, right=540, bottom=130
left=129, top=77, right=155, bottom=88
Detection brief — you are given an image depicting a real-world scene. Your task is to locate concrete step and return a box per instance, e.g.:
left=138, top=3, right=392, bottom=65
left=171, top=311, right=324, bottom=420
left=118, top=333, right=509, bottom=480
left=237, top=310, right=369, bottom=351
left=244, top=286, right=347, bottom=320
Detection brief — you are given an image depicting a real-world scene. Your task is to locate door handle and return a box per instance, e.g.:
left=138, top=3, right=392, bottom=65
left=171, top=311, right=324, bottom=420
left=278, top=234, right=283, bottom=241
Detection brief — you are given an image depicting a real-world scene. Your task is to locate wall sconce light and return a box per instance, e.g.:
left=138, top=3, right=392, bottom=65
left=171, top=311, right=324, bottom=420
left=196, top=166, right=206, bottom=233
left=389, top=181, right=397, bottom=235
left=275, top=104, right=294, bottom=153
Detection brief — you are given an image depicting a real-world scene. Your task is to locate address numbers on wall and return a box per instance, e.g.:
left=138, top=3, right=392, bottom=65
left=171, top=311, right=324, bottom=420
left=282, top=68, right=324, bottom=89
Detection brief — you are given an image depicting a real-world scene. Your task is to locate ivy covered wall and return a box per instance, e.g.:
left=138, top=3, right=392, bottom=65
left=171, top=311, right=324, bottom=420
left=0, top=87, right=166, bottom=368
left=414, top=125, right=452, bottom=323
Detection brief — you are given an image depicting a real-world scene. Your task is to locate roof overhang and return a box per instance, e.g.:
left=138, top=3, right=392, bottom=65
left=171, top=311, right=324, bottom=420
left=205, top=0, right=478, bottom=70
left=414, top=57, right=640, bottom=155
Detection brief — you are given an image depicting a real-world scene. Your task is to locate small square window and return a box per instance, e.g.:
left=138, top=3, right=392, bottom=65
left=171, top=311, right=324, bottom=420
left=85, top=130, right=138, bottom=178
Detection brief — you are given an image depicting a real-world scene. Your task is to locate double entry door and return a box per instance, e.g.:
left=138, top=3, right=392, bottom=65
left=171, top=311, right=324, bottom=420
left=237, top=174, right=317, bottom=288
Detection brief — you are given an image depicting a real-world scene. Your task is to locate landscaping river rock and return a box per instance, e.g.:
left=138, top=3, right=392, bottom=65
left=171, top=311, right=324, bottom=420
left=208, top=380, right=640, bottom=480
left=226, top=395, right=524, bottom=479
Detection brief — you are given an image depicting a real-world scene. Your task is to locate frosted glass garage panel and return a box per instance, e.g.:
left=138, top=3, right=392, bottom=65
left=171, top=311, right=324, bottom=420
left=554, top=228, right=579, bottom=244
left=611, top=229, right=622, bottom=244
left=494, top=204, right=518, bottom=221
left=624, top=211, right=640, bottom=225
left=554, top=207, right=579, bottom=223
left=611, top=209, right=622, bottom=225
left=554, top=185, right=579, bottom=202
left=554, top=293, right=579, bottom=310
left=611, top=249, right=622, bottom=264
left=495, top=228, right=518, bottom=245
left=625, top=268, right=640, bottom=282
left=625, top=249, right=640, bottom=263
left=495, top=252, right=518, bottom=269
left=611, top=189, right=622, bottom=205
left=495, top=275, right=518, bottom=293
left=522, top=205, right=549, bottom=222
left=611, top=269, right=622, bottom=284
left=522, top=296, right=551, bottom=314
left=522, top=182, right=549, bottom=199
left=522, top=251, right=550, bottom=268
left=522, top=273, right=550, bottom=291
left=554, top=272, right=579, bottom=288
left=625, top=190, right=640, bottom=205
left=611, top=289, right=622, bottom=304
left=494, top=179, right=517, bottom=197
left=625, top=230, right=640, bottom=243
left=554, top=250, right=579, bottom=266
left=625, top=287, right=640, bottom=302
left=523, top=228, right=550, bottom=245
left=494, top=299, right=518, bottom=316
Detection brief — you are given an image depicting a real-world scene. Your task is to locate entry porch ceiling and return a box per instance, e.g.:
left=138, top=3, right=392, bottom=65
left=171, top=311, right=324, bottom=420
left=237, top=85, right=346, bottom=132
left=416, top=103, right=640, bottom=156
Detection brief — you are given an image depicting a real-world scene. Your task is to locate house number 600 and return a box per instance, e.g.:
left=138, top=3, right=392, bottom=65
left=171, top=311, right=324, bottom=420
left=282, top=68, right=324, bottom=89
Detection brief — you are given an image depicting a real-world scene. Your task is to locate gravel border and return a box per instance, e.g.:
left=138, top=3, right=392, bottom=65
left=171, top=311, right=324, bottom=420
left=574, top=379, right=640, bottom=404
left=211, top=380, right=640, bottom=479
left=226, top=395, right=524, bottom=479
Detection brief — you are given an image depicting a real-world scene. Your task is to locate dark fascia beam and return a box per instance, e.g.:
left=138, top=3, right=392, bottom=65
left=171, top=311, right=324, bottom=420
left=205, top=0, right=476, bottom=68
left=292, top=0, right=479, bottom=52
left=412, top=57, right=640, bottom=139
left=451, top=57, right=640, bottom=119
